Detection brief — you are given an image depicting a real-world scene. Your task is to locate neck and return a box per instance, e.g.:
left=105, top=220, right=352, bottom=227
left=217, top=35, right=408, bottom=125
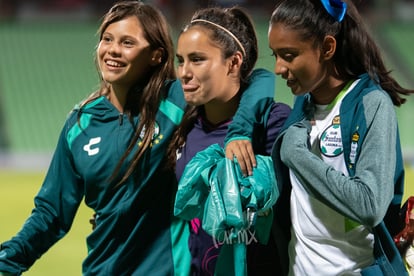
left=108, top=84, right=128, bottom=112
left=311, top=78, right=349, bottom=105
left=203, top=93, right=240, bottom=125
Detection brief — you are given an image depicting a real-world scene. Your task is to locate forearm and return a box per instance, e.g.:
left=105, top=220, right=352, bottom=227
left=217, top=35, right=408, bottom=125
left=225, top=68, right=275, bottom=144
left=0, top=138, right=83, bottom=273
left=288, top=149, right=386, bottom=226
left=285, top=110, right=396, bottom=226
left=0, top=195, right=75, bottom=273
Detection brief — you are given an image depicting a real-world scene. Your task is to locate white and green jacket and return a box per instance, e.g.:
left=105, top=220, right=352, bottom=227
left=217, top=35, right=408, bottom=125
left=271, top=73, right=405, bottom=275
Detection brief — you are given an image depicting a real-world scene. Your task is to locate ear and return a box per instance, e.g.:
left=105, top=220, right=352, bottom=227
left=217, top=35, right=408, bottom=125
left=228, top=51, right=244, bottom=73
left=150, top=47, right=164, bottom=66
left=322, top=35, right=336, bottom=60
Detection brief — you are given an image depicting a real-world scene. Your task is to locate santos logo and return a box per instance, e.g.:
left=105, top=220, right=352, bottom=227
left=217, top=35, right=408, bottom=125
left=83, top=137, right=101, bottom=156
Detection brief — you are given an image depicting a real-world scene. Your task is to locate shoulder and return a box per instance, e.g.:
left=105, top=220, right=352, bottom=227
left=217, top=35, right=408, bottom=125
left=362, top=88, right=393, bottom=106
left=341, top=80, right=397, bottom=138
left=345, top=74, right=393, bottom=108
left=248, top=68, right=275, bottom=80
left=265, top=102, right=291, bottom=134
left=353, top=78, right=395, bottom=117
left=270, top=102, right=292, bottom=114
left=164, top=79, right=186, bottom=109
left=362, top=88, right=396, bottom=125
left=66, top=96, right=107, bottom=123
left=63, top=96, right=109, bottom=141
left=267, top=102, right=292, bottom=123
left=342, top=76, right=395, bottom=119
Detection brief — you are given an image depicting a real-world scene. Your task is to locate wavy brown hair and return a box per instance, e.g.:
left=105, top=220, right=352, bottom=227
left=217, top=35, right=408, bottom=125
left=80, top=1, right=175, bottom=186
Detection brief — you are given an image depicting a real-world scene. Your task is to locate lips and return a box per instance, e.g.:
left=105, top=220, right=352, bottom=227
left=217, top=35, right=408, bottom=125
left=105, top=59, right=125, bottom=68
left=181, top=83, right=199, bottom=92
left=286, top=79, right=296, bottom=87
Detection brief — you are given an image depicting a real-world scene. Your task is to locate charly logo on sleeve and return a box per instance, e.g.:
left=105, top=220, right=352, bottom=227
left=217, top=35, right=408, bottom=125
left=319, top=115, right=343, bottom=157
left=83, top=137, right=102, bottom=156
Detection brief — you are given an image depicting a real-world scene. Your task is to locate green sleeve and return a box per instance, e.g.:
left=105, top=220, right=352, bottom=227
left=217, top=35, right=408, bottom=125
left=0, top=119, right=83, bottom=275
left=224, top=68, right=275, bottom=146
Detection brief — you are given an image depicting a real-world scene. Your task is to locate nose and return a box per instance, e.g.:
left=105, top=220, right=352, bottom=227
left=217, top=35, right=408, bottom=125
left=178, top=61, right=192, bottom=80
left=108, top=42, right=121, bottom=56
left=274, top=58, right=288, bottom=78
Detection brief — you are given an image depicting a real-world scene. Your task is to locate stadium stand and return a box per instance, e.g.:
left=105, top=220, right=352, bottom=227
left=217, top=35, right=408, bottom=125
left=0, top=5, right=413, bottom=167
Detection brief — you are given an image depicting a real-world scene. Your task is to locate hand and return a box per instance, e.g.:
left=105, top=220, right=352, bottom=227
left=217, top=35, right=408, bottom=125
left=280, top=120, right=311, bottom=166
left=225, top=139, right=256, bottom=176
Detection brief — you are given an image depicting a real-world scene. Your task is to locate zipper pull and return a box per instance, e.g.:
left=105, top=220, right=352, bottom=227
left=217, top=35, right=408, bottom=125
left=119, top=113, right=124, bottom=125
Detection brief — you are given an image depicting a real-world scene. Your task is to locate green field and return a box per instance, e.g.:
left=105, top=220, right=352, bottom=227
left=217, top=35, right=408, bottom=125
left=0, top=170, right=92, bottom=275
left=0, top=166, right=413, bottom=275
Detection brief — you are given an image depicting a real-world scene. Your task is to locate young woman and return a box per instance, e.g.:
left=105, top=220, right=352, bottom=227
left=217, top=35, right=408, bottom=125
left=168, top=6, right=291, bottom=275
left=0, top=1, right=276, bottom=275
left=268, top=0, right=414, bottom=275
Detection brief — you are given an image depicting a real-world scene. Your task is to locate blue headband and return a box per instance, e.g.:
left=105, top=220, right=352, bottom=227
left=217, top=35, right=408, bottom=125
left=321, top=0, right=347, bottom=22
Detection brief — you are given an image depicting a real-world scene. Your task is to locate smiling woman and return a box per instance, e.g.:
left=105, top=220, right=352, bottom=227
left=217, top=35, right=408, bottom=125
left=0, top=2, right=188, bottom=275
left=268, top=0, right=414, bottom=275
left=0, top=1, right=279, bottom=275
left=97, top=15, right=161, bottom=111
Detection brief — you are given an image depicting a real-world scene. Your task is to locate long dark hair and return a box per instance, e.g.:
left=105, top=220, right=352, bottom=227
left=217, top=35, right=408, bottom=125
left=166, top=6, right=259, bottom=169
left=270, top=0, right=414, bottom=106
left=81, top=1, right=175, bottom=185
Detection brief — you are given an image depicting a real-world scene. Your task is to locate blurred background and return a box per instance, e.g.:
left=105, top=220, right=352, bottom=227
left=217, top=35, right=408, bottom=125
left=0, top=0, right=413, bottom=275
left=0, top=0, right=413, bottom=167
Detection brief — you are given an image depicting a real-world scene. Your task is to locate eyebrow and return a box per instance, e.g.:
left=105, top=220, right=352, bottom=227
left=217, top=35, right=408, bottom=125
left=101, top=32, right=138, bottom=41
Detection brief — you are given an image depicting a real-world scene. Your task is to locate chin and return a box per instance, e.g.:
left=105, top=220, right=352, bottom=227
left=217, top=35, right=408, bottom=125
left=291, top=87, right=307, bottom=97
left=184, top=95, right=198, bottom=106
left=187, top=101, right=202, bottom=107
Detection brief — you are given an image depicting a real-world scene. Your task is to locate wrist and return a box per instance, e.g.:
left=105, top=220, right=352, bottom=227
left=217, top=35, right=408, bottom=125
left=225, top=136, right=251, bottom=147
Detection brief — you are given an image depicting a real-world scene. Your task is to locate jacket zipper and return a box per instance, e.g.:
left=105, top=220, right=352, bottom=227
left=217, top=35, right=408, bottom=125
left=119, top=113, right=124, bottom=125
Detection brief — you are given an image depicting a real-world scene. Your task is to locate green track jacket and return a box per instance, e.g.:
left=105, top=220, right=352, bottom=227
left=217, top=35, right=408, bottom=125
left=0, top=69, right=276, bottom=275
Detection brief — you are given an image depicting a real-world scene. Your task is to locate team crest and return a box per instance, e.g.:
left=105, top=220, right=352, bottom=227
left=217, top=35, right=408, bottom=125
left=137, top=122, right=163, bottom=147
left=320, top=116, right=343, bottom=157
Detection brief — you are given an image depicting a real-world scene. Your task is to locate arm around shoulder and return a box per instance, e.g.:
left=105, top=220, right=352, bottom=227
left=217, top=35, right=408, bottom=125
left=225, top=68, right=276, bottom=144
